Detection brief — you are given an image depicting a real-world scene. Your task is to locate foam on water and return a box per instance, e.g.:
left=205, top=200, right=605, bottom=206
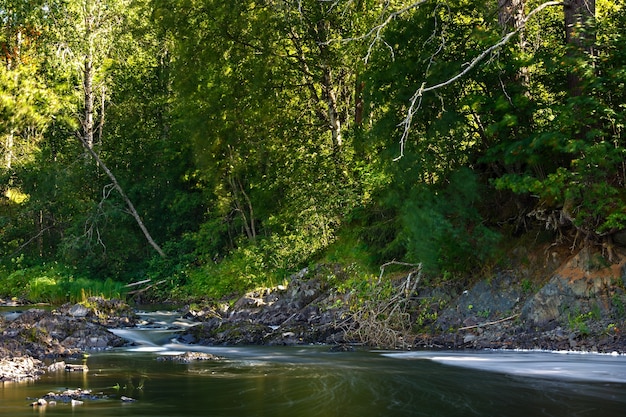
left=383, top=350, right=626, bottom=383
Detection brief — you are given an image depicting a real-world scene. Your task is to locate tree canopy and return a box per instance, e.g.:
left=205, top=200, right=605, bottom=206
left=1, top=0, right=624, bottom=299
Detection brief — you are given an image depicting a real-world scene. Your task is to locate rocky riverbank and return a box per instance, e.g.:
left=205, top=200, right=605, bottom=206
left=423, top=245, right=626, bottom=353
left=1, top=245, right=625, bottom=382
left=0, top=297, right=137, bottom=381
left=176, top=245, right=626, bottom=354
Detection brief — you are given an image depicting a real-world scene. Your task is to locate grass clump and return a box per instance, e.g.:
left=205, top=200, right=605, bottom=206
left=0, top=262, right=126, bottom=304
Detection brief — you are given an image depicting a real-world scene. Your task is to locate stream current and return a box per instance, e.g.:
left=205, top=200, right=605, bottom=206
left=1, top=310, right=625, bottom=417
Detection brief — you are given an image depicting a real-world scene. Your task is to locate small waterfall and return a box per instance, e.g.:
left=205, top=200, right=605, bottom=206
left=108, top=310, right=197, bottom=350
left=108, top=327, right=182, bottom=347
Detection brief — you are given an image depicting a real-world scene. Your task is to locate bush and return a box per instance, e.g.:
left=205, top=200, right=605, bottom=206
left=402, top=168, right=501, bottom=274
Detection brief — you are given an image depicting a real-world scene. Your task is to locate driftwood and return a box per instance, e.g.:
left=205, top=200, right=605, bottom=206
left=345, top=263, right=423, bottom=349
left=458, top=313, right=520, bottom=331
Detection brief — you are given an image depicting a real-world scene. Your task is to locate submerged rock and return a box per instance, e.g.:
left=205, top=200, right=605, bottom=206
left=156, top=351, right=221, bottom=362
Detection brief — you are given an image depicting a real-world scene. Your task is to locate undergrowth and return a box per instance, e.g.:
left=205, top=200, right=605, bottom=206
left=0, top=261, right=126, bottom=304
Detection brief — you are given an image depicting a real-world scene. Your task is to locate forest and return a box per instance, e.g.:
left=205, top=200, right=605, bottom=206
left=0, top=0, right=624, bottom=303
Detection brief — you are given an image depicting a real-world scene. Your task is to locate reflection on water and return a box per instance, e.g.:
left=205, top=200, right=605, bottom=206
left=1, top=311, right=625, bottom=417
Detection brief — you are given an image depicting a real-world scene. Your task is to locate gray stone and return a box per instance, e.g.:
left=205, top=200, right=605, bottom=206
left=69, top=304, right=90, bottom=318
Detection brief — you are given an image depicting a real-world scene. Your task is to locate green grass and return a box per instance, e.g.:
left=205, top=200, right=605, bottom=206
left=0, top=263, right=126, bottom=304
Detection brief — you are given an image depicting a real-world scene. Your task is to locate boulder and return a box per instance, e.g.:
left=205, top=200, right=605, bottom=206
left=0, top=356, right=44, bottom=381
left=521, top=248, right=625, bottom=326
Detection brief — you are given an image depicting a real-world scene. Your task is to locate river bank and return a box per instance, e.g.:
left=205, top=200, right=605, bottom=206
left=0, top=297, right=137, bottom=381
left=1, top=245, right=625, bottom=382
left=174, top=245, right=626, bottom=354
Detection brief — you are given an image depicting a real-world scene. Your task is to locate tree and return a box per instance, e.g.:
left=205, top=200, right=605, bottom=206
left=49, top=0, right=165, bottom=258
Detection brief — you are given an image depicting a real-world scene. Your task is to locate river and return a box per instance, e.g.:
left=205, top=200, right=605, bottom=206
left=1, top=311, right=625, bottom=417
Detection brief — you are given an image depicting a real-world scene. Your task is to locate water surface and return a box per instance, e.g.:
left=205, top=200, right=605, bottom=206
left=1, top=311, right=624, bottom=417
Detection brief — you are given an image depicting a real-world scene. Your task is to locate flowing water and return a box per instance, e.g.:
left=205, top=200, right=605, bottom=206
left=1, top=311, right=625, bottom=417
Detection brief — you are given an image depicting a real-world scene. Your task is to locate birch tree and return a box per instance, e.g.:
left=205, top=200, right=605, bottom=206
left=50, top=0, right=165, bottom=257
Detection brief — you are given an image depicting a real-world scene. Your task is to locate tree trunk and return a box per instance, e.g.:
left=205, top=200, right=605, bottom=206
left=228, top=174, right=256, bottom=241
left=498, top=0, right=525, bottom=32
left=83, top=54, right=95, bottom=148
left=355, top=79, right=364, bottom=126
left=564, top=0, right=595, bottom=96
left=97, top=84, right=105, bottom=145
left=323, top=67, right=342, bottom=151
left=498, top=0, right=529, bottom=86
left=4, top=29, right=22, bottom=169
left=5, top=130, right=14, bottom=170
left=82, top=0, right=95, bottom=149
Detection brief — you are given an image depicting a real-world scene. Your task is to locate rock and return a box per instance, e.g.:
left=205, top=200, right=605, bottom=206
left=328, top=344, right=355, bottom=352
left=69, top=304, right=90, bottom=318
left=178, top=333, right=197, bottom=344
left=0, top=299, right=132, bottom=359
left=521, top=248, right=626, bottom=326
left=436, top=272, right=523, bottom=331
left=156, top=351, right=221, bottom=363
left=47, top=361, right=66, bottom=372
left=30, top=398, right=47, bottom=407
left=41, top=387, right=102, bottom=404
left=0, top=356, right=44, bottom=382
left=521, top=276, right=574, bottom=325
left=121, top=396, right=136, bottom=402
left=65, top=364, right=88, bottom=372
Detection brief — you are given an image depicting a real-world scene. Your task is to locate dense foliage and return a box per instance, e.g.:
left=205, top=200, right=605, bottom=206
left=0, top=0, right=623, bottom=301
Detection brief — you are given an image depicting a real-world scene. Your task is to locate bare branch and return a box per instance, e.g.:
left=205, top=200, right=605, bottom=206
left=76, top=133, right=166, bottom=258
left=322, top=1, right=430, bottom=62
left=458, top=313, right=520, bottom=330
left=10, top=225, right=55, bottom=258
left=394, top=0, right=563, bottom=160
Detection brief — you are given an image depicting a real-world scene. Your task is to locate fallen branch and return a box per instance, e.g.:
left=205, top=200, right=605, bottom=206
left=345, top=265, right=423, bottom=349
left=127, top=280, right=166, bottom=296
left=76, top=133, right=166, bottom=258
left=124, top=279, right=152, bottom=288
left=458, top=313, right=520, bottom=331
left=379, top=261, right=421, bottom=282
left=9, top=225, right=55, bottom=257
